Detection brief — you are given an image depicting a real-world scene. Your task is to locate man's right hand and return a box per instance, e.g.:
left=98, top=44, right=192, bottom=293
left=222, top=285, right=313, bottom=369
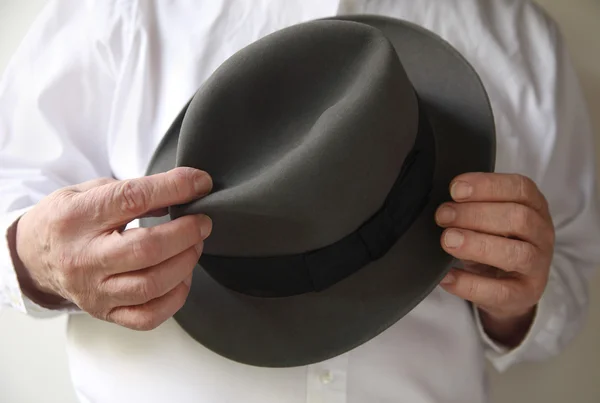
left=13, top=167, right=213, bottom=331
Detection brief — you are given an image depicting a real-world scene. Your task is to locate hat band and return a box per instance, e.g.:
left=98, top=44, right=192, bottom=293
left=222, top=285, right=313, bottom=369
left=200, top=98, right=436, bottom=297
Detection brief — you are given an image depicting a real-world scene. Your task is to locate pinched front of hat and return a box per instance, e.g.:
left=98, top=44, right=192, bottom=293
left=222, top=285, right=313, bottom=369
left=171, top=20, right=420, bottom=257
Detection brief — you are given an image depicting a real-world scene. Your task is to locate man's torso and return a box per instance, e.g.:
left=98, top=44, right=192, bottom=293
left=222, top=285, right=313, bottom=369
left=62, top=1, right=557, bottom=402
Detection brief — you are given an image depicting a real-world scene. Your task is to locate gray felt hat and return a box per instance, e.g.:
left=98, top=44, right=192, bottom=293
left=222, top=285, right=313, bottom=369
left=141, top=15, right=495, bottom=367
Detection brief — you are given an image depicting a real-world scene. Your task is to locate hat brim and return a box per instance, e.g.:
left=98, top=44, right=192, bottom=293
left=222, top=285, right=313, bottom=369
left=141, top=15, right=495, bottom=367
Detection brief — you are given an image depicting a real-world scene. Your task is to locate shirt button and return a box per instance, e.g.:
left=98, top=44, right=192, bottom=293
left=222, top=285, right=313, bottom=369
left=319, top=370, right=333, bottom=385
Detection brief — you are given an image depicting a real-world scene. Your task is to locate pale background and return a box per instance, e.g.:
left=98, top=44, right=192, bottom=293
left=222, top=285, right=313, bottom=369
left=0, top=1, right=599, bottom=402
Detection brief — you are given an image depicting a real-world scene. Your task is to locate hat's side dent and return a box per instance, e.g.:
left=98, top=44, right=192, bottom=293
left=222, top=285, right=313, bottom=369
left=171, top=20, right=421, bottom=257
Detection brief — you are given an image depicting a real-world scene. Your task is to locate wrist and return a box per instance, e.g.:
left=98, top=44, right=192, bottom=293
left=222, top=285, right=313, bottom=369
left=8, top=214, right=66, bottom=307
left=478, top=305, right=536, bottom=348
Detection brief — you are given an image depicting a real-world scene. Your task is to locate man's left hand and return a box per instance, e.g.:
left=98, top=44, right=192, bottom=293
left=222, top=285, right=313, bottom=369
left=435, top=173, right=555, bottom=347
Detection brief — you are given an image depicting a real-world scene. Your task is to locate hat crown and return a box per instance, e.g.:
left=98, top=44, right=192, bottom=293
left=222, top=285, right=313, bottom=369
left=173, top=20, right=419, bottom=256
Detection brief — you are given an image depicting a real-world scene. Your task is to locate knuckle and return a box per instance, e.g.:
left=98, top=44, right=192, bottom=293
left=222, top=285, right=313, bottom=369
left=77, top=190, right=105, bottom=222
left=507, top=242, right=537, bottom=273
left=49, top=187, right=70, bottom=200
left=48, top=205, right=79, bottom=236
left=107, top=309, right=161, bottom=331
left=131, top=274, right=160, bottom=302
left=493, top=284, right=513, bottom=306
left=517, top=174, right=543, bottom=207
left=93, top=248, right=113, bottom=272
left=118, top=180, right=151, bottom=216
left=517, top=243, right=537, bottom=272
left=486, top=175, right=503, bottom=198
left=55, top=204, right=78, bottom=224
left=85, top=295, right=112, bottom=318
left=133, top=313, right=161, bottom=331
left=48, top=188, right=76, bottom=210
left=466, top=280, right=481, bottom=300
left=474, top=236, right=493, bottom=258
left=84, top=304, right=105, bottom=321
left=103, top=308, right=118, bottom=324
left=517, top=175, right=536, bottom=197
left=166, top=175, right=184, bottom=200
left=508, top=204, right=531, bottom=235
left=504, top=242, right=520, bottom=271
left=85, top=297, right=106, bottom=317
left=130, top=229, right=162, bottom=263
left=55, top=254, right=101, bottom=303
left=97, top=177, right=116, bottom=187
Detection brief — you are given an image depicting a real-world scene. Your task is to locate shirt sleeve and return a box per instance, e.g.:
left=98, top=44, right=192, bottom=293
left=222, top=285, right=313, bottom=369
left=474, top=13, right=600, bottom=372
left=0, top=0, right=132, bottom=317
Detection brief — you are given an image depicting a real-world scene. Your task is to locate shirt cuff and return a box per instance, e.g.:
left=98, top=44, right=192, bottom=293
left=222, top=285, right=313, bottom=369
left=471, top=304, right=540, bottom=372
left=0, top=207, right=81, bottom=318
left=473, top=300, right=541, bottom=372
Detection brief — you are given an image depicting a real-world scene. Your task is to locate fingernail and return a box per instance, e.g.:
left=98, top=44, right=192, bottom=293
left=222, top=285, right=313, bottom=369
left=194, top=173, right=212, bottom=194
left=184, top=275, right=193, bottom=288
left=194, top=243, right=203, bottom=255
left=198, top=215, right=213, bottom=239
left=450, top=181, right=472, bottom=200
left=444, top=230, right=464, bottom=248
left=436, top=206, right=456, bottom=224
left=441, top=271, right=456, bottom=284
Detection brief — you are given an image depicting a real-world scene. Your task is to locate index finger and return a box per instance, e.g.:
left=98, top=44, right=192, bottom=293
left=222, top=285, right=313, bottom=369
left=449, top=173, right=549, bottom=216
left=82, top=167, right=212, bottom=229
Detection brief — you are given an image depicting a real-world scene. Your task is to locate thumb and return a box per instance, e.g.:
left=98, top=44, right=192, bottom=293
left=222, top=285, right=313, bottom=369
left=78, top=167, right=212, bottom=230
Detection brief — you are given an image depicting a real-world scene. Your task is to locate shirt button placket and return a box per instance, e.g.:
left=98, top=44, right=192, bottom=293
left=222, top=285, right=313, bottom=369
left=306, top=353, right=349, bottom=403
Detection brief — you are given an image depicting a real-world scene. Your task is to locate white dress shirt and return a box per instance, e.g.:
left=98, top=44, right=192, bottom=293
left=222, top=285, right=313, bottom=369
left=1, top=1, right=600, bottom=402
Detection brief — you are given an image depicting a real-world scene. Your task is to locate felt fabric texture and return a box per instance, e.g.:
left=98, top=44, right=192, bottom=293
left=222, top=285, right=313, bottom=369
left=199, top=99, right=436, bottom=298
left=171, top=20, right=418, bottom=255
left=141, top=15, right=495, bottom=367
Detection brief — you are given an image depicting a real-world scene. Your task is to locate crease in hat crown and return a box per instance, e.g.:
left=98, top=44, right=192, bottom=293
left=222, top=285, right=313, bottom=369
left=169, top=20, right=421, bottom=258
left=138, top=14, right=497, bottom=368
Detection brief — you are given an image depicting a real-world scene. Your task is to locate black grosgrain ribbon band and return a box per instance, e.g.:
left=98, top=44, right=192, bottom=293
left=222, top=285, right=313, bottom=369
left=201, top=98, right=436, bottom=297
